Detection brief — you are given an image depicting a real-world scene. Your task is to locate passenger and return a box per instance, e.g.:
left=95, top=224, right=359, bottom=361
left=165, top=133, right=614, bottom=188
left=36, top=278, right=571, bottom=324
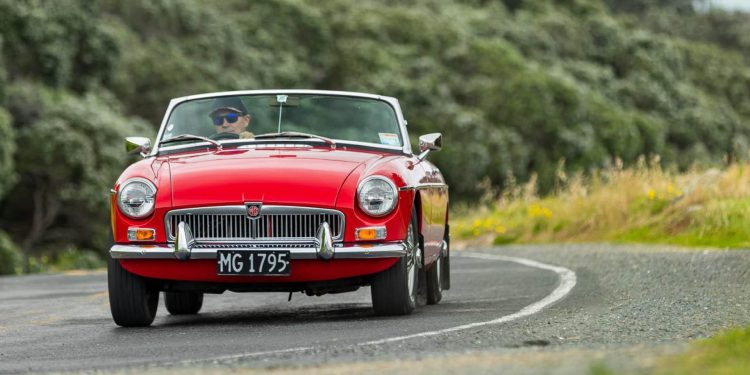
left=208, top=97, right=254, bottom=139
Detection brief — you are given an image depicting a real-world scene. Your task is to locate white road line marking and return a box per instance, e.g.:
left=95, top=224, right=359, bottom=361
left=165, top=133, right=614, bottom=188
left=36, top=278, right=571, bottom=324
left=172, top=346, right=318, bottom=364
left=359, top=252, right=576, bottom=346
left=171, top=252, right=577, bottom=365
left=451, top=269, right=499, bottom=274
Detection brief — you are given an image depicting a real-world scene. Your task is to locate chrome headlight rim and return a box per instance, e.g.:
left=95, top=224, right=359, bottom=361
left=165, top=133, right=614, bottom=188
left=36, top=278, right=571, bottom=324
left=357, top=175, right=398, bottom=217
left=117, top=177, right=157, bottom=219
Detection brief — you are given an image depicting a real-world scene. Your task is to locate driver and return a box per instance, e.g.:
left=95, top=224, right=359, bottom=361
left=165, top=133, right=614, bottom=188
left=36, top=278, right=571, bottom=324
left=208, top=97, right=254, bottom=139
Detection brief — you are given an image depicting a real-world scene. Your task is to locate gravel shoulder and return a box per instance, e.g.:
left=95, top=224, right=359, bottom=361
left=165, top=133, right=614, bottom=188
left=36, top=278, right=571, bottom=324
left=187, top=243, right=750, bottom=374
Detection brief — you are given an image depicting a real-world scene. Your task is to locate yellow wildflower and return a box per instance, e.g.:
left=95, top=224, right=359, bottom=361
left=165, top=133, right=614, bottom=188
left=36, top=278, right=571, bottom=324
left=528, top=204, right=552, bottom=219
left=483, top=218, right=493, bottom=229
left=542, top=207, right=553, bottom=219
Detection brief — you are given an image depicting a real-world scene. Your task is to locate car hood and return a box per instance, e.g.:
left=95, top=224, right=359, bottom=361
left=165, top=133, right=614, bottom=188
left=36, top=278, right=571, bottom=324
left=166, top=148, right=381, bottom=208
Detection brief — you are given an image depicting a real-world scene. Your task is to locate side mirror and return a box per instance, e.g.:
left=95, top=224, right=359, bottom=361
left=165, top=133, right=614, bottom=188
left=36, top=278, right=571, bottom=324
left=125, top=137, right=151, bottom=157
left=417, top=133, right=442, bottom=161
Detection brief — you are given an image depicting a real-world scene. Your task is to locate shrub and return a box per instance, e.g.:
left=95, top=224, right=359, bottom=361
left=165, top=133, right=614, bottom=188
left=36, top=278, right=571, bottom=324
left=52, top=248, right=105, bottom=271
left=0, top=231, right=21, bottom=275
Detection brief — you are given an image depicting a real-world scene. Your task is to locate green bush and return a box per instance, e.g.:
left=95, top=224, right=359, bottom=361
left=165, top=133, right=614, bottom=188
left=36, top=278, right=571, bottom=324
left=1, top=82, right=151, bottom=259
left=1, top=0, right=750, bottom=270
left=0, top=107, right=15, bottom=200
left=0, top=231, right=21, bottom=275
left=52, top=248, right=105, bottom=271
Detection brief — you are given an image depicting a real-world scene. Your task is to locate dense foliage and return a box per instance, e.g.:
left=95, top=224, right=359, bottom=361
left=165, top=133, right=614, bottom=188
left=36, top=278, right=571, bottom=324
left=0, top=0, right=748, bottom=272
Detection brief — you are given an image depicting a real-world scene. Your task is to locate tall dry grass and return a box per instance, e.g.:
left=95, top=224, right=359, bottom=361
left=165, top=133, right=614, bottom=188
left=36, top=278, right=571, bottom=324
left=453, top=158, right=750, bottom=248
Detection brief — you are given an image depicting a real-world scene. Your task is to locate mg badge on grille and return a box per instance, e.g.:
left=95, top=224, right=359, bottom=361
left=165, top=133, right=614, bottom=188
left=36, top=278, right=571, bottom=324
left=246, top=203, right=262, bottom=219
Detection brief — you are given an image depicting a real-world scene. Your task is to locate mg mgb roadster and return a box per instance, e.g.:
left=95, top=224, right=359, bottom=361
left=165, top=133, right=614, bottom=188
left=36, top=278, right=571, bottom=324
left=109, top=90, right=450, bottom=327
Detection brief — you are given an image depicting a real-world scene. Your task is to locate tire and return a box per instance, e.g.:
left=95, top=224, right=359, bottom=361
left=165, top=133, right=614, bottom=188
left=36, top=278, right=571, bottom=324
left=371, top=209, right=420, bottom=316
left=108, top=257, right=159, bottom=327
left=165, top=292, right=204, bottom=315
left=426, top=253, right=443, bottom=305
left=441, top=224, right=451, bottom=290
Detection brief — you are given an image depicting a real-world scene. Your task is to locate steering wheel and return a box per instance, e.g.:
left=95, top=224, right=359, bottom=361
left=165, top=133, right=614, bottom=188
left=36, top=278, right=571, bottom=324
left=209, top=132, right=240, bottom=141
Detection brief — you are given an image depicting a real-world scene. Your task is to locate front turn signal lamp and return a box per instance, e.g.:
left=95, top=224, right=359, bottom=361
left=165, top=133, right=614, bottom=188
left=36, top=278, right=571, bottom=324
left=128, top=227, right=156, bottom=241
left=356, top=226, right=387, bottom=241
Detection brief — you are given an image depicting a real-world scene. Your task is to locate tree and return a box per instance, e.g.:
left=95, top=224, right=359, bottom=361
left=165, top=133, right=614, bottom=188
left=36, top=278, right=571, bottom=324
left=1, top=83, right=150, bottom=269
left=0, top=108, right=15, bottom=200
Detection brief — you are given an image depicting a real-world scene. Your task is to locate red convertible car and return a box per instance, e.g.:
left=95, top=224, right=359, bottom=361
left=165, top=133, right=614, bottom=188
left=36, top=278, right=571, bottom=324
left=109, top=90, right=450, bottom=327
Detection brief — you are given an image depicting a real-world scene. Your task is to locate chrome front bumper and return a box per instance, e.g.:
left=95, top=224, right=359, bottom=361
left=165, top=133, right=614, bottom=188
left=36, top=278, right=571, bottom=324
left=110, top=243, right=407, bottom=260
left=112, top=220, right=407, bottom=260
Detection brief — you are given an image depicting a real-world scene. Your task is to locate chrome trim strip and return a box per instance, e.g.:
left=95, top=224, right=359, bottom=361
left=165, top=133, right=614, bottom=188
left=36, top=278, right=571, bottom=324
left=110, top=243, right=407, bottom=260
left=399, top=183, right=449, bottom=191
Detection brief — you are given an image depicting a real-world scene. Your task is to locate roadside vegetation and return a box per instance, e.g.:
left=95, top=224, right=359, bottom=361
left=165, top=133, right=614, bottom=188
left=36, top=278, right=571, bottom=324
left=1, top=0, right=749, bottom=275
left=454, top=159, right=750, bottom=249
left=589, top=326, right=750, bottom=375
left=650, top=326, right=750, bottom=375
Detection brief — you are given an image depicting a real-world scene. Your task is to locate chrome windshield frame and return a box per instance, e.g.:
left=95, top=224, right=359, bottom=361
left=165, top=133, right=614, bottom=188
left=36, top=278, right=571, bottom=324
left=151, top=90, right=412, bottom=156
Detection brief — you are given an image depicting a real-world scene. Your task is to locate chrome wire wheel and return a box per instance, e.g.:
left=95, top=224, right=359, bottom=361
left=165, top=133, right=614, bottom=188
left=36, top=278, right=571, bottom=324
left=371, top=209, right=419, bottom=315
left=405, top=221, right=418, bottom=303
left=435, top=254, right=442, bottom=293
left=426, top=234, right=444, bottom=305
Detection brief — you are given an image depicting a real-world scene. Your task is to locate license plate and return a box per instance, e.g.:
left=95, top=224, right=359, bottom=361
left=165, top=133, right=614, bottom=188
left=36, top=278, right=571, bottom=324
left=216, top=250, right=291, bottom=276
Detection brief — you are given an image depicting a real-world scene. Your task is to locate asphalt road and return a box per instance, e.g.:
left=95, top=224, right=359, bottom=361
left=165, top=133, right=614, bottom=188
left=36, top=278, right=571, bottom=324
left=1, top=244, right=749, bottom=374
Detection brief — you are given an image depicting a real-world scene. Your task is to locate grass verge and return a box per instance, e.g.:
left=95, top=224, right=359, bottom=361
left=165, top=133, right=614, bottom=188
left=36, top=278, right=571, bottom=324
left=650, top=326, right=750, bottom=375
left=453, top=159, right=750, bottom=249
left=592, top=326, right=750, bottom=375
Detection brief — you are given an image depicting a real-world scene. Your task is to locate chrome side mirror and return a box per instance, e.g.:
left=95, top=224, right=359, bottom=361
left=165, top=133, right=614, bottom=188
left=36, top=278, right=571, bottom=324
left=417, top=133, right=442, bottom=161
left=125, top=137, right=151, bottom=157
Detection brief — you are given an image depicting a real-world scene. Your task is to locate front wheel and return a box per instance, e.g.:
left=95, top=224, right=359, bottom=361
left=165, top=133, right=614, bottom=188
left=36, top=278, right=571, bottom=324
left=108, top=258, right=159, bottom=327
left=371, top=209, right=420, bottom=316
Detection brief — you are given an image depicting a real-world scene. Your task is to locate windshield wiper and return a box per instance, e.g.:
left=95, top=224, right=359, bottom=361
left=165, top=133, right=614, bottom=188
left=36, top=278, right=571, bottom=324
left=160, top=134, right=222, bottom=150
left=253, top=132, right=336, bottom=148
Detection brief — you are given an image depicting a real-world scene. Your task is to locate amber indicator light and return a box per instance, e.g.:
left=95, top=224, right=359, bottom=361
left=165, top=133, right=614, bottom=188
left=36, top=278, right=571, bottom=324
left=357, top=229, right=377, bottom=240
left=128, top=227, right=156, bottom=241
left=355, top=227, right=386, bottom=241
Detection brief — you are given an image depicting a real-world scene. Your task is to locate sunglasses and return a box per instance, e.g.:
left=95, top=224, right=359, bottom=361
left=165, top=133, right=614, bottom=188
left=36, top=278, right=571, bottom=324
left=212, top=113, right=241, bottom=126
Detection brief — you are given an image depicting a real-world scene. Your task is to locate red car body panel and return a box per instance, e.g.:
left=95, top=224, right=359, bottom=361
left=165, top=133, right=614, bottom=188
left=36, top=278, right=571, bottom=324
left=112, top=144, right=447, bottom=283
left=167, top=148, right=380, bottom=208
left=120, top=258, right=399, bottom=283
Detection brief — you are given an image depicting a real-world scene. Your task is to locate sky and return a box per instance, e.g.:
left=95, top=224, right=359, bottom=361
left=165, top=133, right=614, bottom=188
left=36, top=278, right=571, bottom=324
left=708, top=0, right=750, bottom=11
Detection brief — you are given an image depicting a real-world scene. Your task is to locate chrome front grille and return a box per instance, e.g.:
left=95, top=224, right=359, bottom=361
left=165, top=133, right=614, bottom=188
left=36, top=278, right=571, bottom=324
left=165, top=206, right=344, bottom=243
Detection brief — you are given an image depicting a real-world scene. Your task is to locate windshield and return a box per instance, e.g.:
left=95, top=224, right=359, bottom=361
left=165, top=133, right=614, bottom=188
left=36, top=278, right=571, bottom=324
left=160, top=94, right=403, bottom=148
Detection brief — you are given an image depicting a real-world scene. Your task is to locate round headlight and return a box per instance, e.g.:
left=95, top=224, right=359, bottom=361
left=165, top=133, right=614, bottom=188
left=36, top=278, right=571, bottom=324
left=117, top=178, right=157, bottom=219
left=357, top=176, right=398, bottom=217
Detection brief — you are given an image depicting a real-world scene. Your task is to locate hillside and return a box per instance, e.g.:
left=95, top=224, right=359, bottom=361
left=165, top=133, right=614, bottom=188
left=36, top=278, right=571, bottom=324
left=1, top=0, right=749, bottom=272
